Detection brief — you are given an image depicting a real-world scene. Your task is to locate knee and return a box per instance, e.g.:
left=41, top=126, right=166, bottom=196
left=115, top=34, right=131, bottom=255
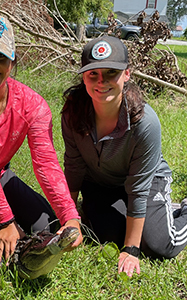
left=141, top=236, right=176, bottom=259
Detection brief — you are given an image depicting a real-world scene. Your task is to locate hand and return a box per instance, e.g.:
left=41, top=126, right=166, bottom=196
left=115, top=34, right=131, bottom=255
left=56, top=219, right=83, bottom=252
left=118, top=252, right=140, bottom=277
left=0, top=221, right=26, bottom=265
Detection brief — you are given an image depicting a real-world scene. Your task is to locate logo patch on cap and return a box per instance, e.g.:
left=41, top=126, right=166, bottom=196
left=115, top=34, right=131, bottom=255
left=92, top=41, right=112, bottom=60
left=0, top=20, right=7, bottom=38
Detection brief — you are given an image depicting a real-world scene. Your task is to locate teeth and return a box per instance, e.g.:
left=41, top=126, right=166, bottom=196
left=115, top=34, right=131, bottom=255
left=97, top=89, right=110, bottom=93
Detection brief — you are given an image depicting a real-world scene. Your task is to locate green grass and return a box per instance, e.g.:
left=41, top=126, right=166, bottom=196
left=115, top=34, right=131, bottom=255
left=1, top=48, right=187, bottom=299
left=148, top=92, right=187, bottom=201
left=171, top=36, right=187, bottom=41
left=2, top=244, right=186, bottom=300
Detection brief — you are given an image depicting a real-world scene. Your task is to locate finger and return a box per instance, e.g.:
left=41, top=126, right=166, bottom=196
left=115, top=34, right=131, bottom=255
left=71, top=234, right=83, bottom=247
left=63, top=235, right=82, bottom=252
left=5, top=244, right=15, bottom=267
left=0, top=242, right=4, bottom=263
left=127, top=267, right=134, bottom=277
left=56, top=226, right=65, bottom=235
left=118, top=254, right=130, bottom=273
left=126, top=258, right=140, bottom=276
left=125, top=262, right=140, bottom=277
left=118, top=257, right=135, bottom=277
left=4, top=239, right=16, bottom=261
left=10, top=240, right=16, bottom=256
left=3, top=243, right=10, bottom=262
left=118, top=258, right=126, bottom=273
left=123, top=262, right=132, bottom=276
left=6, top=240, right=17, bottom=266
left=56, top=229, right=63, bottom=235
left=135, top=262, right=141, bottom=275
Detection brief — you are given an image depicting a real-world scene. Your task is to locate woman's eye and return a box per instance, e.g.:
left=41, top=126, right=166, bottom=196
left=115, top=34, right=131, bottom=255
left=108, top=69, right=118, bottom=75
left=89, top=71, right=97, bottom=76
left=0, top=53, right=6, bottom=60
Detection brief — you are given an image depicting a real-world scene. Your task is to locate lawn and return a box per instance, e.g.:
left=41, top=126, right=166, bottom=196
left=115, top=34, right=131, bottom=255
left=1, top=43, right=187, bottom=299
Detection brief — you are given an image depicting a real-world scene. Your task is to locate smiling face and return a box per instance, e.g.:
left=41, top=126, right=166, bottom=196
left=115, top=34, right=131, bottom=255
left=0, top=53, right=13, bottom=89
left=83, top=68, right=130, bottom=106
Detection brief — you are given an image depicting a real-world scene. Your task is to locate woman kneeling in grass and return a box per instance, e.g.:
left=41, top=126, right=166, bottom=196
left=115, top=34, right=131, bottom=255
left=0, top=16, right=82, bottom=266
left=61, top=35, right=187, bottom=277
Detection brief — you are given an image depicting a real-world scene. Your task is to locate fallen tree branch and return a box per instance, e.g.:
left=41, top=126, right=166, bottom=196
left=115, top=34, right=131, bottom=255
left=30, top=53, right=69, bottom=73
left=16, top=43, right=67, bottom=56
left=0, top=9, right=82, bottom=53
left=133, top=70, right=187, bottom=95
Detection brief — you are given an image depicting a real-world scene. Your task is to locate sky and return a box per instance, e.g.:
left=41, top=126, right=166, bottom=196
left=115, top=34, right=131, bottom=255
left=177, top=15, right=187, bottom=30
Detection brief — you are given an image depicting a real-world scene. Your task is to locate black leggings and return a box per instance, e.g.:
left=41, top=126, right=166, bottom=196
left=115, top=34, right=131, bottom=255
left=81, top=181, right=127, bottom=248
left=81, top=177, right=187, bottom=259
left=0, top=169, right=59, bottom=235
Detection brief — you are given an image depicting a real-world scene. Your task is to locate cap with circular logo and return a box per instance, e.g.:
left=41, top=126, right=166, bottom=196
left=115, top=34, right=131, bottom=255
left=92, top=41, right=112, bottom=60
left=78, top=35, right=128, bottom=74
left=0, top=16, right=15, bottom=61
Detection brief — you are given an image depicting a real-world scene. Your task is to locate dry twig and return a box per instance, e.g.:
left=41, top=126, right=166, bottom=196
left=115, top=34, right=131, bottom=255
left=0, top=0, right=82, bottom=72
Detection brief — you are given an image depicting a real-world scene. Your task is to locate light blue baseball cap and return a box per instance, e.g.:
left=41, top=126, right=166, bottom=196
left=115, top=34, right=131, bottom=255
left=0, top=16, right=15, bottom=61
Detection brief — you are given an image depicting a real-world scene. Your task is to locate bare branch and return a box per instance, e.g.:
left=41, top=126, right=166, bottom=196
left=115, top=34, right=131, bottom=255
left=0, top=10, right=81, bottom=53
left=133, top=70, right=187, bottom=95
left=30, top=53, right=69, bottom=73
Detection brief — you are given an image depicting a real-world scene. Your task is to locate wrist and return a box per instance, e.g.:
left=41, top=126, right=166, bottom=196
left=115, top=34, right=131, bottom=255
left=121, top=245, right=140, bottom=257
left=66, top=218, right=81, bottom=225
left=0, top=217, right=15, bottom=229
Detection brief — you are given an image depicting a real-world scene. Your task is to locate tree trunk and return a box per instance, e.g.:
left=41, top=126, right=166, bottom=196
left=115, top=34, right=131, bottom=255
left=76, top=23, right=86, bottom=42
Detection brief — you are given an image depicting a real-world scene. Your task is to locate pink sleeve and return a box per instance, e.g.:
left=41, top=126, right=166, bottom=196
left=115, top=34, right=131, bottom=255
left=27, top=98, right=80, bottom=226
left=0, top=184, right=14, bottom=223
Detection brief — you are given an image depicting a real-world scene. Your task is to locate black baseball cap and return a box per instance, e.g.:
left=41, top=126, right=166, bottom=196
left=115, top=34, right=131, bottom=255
left=78, top=35, right=128, bottom=74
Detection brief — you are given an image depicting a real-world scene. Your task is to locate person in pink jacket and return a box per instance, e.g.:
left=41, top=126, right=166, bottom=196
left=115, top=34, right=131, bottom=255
left=0, top=16, right=82, bottom=265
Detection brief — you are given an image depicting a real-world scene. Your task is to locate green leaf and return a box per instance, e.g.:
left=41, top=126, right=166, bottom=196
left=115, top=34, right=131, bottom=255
left=100, top=242, right=120, bottom=261
left=118, top=272, right=130, bottom=282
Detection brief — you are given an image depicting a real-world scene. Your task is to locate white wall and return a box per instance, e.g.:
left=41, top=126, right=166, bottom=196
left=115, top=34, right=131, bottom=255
left=113, top=0, right=168, bottom=16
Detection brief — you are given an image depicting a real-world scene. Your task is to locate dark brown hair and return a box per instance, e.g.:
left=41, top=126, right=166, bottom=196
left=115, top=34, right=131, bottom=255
left=62, top=80, right=145, bottom=136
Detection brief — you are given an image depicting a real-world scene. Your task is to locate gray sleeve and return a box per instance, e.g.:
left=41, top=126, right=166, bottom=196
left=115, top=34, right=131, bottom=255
left=125, top=104, right=162, bottom=218
left=61, top=112, right=87, bottom=192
